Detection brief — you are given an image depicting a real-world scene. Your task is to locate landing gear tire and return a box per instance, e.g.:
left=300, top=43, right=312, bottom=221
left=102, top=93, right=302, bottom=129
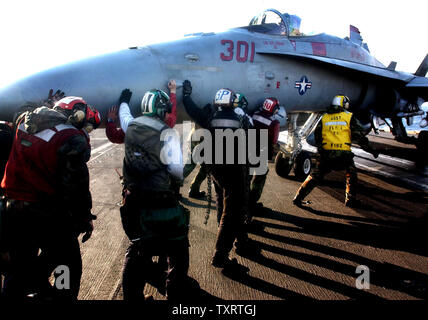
left=274, top=151, right=292, bottom=178
left=294, top=151, right=312, bottom=181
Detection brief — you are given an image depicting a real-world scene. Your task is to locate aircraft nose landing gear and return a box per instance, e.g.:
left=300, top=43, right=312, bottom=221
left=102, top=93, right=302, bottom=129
left=294, top=151, right=312, bottom=181
left=274, top=150, right=312, bottom=181
left=274, top=113, right=320, bottom=181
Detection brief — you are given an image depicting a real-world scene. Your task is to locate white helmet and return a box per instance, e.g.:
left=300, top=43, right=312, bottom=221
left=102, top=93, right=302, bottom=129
left=331, top=95, right=350, bottom=109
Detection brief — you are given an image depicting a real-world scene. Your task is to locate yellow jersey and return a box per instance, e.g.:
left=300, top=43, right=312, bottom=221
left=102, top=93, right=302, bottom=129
left=321, top=111, right=352, bottom=151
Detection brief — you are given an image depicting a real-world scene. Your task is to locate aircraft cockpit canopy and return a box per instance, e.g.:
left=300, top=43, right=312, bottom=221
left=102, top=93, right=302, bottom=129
left=247, top=9, right=303, bottom=37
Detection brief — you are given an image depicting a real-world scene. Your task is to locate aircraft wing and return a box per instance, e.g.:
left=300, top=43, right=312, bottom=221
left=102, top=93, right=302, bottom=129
left=406, top=76, right=428, bottom=88
left=257, top=49, right=428, bottom=99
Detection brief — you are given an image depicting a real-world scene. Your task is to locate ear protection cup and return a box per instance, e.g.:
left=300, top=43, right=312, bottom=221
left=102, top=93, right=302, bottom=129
left=69, top=109, right=86, bottom=128
left=343, top=96, right=350, bottom=109
left=72, top=109, right=85, bottom=123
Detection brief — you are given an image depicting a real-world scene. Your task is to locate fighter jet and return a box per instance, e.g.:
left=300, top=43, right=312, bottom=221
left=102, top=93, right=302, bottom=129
left=0, top=9, right=427, bottom=179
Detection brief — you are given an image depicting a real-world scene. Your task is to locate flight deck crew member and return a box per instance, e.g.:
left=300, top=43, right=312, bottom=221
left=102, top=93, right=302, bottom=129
left=117, top=81, right=181, bottom=203
left=1, top=90, right=66, bottom=287
left=0, top=121, right=13, bottom=287
left=182, top=80, right=252, bottom=268
left=0, top=122, right=13, bottom=181
left=249, top=97, right=280, bottom=215
left=118, top=87, right=189, bottom=301
left=293, top=95, right=379, bottom=207
left=1, top=97, right=98, bottom=300
left=186, top=94, right=253, bottom=201
left=215, top=92, right=253, bottom=226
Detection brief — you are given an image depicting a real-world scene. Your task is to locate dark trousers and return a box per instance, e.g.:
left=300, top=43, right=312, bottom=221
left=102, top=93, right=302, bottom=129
left=249, top=167, right=269, bottom=206
left=211, top=164, right=247, bottom=259
left=189, top=164, right=207, bottom=193
left=295, top=153, right=358, bottom=202
left=122, top=238, right=189, bottom=301
left=2, top=200, right=82, bottom=300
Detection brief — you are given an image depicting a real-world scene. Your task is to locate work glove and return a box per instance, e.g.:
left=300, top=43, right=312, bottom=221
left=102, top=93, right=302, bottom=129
left=119, top=89, right=132, bottom=105
left=46, top=89, right=65, bottom=108
left=183, top=80, right=192, bottom=96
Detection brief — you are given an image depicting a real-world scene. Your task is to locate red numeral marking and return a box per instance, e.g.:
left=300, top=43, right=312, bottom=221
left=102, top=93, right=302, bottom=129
left=250, top=41, right=255, bottom=62
left=220, top=40, right=255, bottom=63
left=220, top=40, right=234, bottom=61
left=236, top=41, right=249, bottom=62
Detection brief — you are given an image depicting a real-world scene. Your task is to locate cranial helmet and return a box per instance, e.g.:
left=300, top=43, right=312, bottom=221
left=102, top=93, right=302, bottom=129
left=141, top=90, right=172, bottom=118
left=214, top=88, right=236, bottom=107
left=262, top=97, right=280, bottom=115
left=233, top=93, right=248, bottom=111
left=331, top=95, right=350, bottom=109
left=54, top=96, right=89, bottom=129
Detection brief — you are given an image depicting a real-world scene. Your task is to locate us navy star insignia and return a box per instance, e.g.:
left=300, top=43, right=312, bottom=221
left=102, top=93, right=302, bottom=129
left=295, top=76, right=312, bottom=95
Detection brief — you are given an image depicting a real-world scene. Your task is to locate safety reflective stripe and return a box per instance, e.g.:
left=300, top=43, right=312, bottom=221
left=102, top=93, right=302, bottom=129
left=34, top=129, right=56, bottom=142
left=18, top=123, right=78, bottom=143
left=252, top=114, right=272, bottom=126
left=55, top=123, right=76, bottom=131
left=210, top=119, right=241, bottom=128
left=324, top=121, right=347, bottom=126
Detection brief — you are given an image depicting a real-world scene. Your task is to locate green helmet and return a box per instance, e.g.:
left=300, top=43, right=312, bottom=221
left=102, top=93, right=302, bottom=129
left=141, top=89, right=172, bottom=118
left=233, top=93, right=248, bottom=111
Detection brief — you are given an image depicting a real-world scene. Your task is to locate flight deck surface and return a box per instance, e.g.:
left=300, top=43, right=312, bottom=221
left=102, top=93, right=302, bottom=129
left=79, top=129, right=427, bottom=301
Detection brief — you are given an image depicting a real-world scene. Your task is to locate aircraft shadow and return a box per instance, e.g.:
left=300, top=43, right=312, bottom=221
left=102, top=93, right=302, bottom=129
left=246, top=208, right=428, bottom=299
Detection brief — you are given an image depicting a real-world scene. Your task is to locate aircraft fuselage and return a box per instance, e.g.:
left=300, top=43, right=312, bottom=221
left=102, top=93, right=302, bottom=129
left=0, top=27, right=394, bottom=123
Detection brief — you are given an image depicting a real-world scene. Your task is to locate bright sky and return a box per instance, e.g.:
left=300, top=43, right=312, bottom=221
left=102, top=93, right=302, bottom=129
left=0, top=0, right=426, bottom=88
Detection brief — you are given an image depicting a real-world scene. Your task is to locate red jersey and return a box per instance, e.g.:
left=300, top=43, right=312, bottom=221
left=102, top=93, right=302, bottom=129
left=1, top=121, right=87, bottom=202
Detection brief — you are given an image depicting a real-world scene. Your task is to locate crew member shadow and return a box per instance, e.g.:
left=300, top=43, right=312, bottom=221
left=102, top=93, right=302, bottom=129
left=181, top=277, right=222, bottom=302
left=221, top=265, right=312, bottom=300
left=285, top=205, right=407, bottom=228
left=271, top=205, right=428, bottom=257
left=146, top=266, right=222, bottom=302
left=315, top=174, right=427, bottom=220
left=244, top=207, right=428, bottom=299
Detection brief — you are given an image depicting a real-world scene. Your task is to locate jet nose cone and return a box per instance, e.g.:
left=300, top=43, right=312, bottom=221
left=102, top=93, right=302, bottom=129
left=0, top=81, right=36, bottom=121
left=0, top=47, right=167, bottom=121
